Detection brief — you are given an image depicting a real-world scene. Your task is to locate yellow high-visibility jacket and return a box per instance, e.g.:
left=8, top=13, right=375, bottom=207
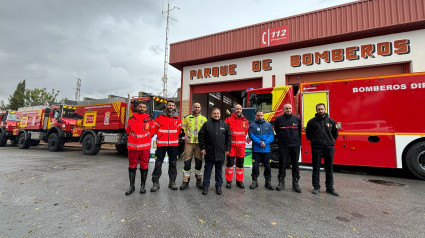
left=182, top=113, right=207, bottom=144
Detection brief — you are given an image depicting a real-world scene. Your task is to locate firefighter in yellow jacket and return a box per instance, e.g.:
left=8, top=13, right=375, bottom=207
left=179, top=103, right=208, bottom=190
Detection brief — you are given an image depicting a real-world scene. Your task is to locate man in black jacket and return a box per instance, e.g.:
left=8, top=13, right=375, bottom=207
left=198, top=108, right=231, bottom=195
left=274, top=103, right=302, bottom=193
left=306, top=103, right=339, bottom=196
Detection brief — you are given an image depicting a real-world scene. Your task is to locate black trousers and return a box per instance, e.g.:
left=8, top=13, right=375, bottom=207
left=278, top=146, right=300, bottom=180
left=203, top=160, right=224, bottom=188
left=152, top=146, right=178, bottom=182
left=251, top=152, right=272, bottom=178
left=311, top=147, right=334, bottom=190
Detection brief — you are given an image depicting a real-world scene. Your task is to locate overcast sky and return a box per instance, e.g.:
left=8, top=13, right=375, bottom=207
left=0, top=0, right=353, bottom=105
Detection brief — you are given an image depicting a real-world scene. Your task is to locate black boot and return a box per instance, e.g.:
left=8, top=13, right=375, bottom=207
left=216, top=187, right=222, bottom=195
left=180, top=178, right=190, bottom=190
left=226, top=181, right=232, bottom=189
left=276, top=175, right=285, bottom=191
left=250, top=176, right=258, bottom=189
left=196, top=178, right=203, bottom=189
left=125, top=168, right=137, bottom=195
left=265, top=178, right=275, bottom=190
left=292, top=178, right=302, bottom=193
left=140, top=169, right=148, bottom=194
left=236, top=181, right=245, bottom=189
left=168, top=181, right=178, bottom=190
left=202, top=187, right=208, bottom=195
left=150, top=181, right=160, bottom=192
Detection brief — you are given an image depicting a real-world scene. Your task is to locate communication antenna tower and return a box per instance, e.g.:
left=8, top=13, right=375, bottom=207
left=75, top=78, right=81, bottom=102
left=159, top=0, right=179, bottom=98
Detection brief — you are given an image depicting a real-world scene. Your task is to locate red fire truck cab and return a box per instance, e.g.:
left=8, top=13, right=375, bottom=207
left=0, top=110, right=20, bottom=146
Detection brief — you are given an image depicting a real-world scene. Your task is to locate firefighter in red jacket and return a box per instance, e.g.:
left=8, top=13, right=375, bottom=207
left=125, top=102, right=154, bottom=195
left=224, top=104, right=249, bottom=189
left=150, top=100, right=182, bottom=192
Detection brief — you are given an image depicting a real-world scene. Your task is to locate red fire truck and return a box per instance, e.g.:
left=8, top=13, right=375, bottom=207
left=73, top=96, right=169, bottom=155
left=15, top=105, right=80, bottom=150
left=0, top=110, right=19, bottom=146
left=246, top=72, right=425, bottom=180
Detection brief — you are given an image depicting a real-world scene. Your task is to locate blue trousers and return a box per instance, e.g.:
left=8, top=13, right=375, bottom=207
left=203, top=160, right=224, bottom=188
left=251, top=152, right=272, bottom=178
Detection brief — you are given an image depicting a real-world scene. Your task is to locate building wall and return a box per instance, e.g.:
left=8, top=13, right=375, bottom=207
left=181, top=30, right=425, bottom=105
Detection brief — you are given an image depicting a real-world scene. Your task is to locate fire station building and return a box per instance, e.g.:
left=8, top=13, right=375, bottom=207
left=169, top=0, right=425, bottom=118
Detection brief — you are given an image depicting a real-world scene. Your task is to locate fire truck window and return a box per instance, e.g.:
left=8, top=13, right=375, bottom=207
left=63, top=109, right=83, bottom=119
left=54, top=110, right=60, bottom=119
left=7, top=113, right=19, bottom=121
left=253, top=93, right=273, bottom=114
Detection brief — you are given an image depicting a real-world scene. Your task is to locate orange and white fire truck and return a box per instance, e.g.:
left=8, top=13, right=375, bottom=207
left=245, top=72, right=425, bottom=180
left=0, top=110, right=20, bottom=146
left=15, top=104, right=80, bottom=150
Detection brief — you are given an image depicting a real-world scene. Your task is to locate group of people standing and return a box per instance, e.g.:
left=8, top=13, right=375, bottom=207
left=124, top=100, right=340, bottom=197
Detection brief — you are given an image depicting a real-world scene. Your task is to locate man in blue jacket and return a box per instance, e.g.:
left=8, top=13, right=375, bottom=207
left=248, top=110, right=275, bottom=190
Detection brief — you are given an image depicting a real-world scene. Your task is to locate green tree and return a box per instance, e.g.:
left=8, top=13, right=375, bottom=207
left=24, top=88, right=60, bottom=106
left=7, top=80, right=26, bottom=110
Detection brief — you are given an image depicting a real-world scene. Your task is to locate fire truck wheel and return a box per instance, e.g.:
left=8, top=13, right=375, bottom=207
left=115, top=144, right=127, bottom=155
left=48, top=133, right=64, bottom=152
left=270, top=144, right=279, bottom=168
left=30, top=140, right=40, bottom=146
left=405, top=142, right=425, bottom=180
left=0, top=134, right=6, bottom=147
left=82, top=134, right=101, bottom=155
left=18, top=133, right=30, bottom=149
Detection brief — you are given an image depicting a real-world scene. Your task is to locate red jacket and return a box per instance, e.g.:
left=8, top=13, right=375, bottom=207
left=225, top=112, right=249, bottom=147
left=153, top=112, right=182, bottom=147
left=126, top=113, right=154, bottom=150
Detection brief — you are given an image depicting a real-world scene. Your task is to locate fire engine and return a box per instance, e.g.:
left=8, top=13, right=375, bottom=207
left=246, top=72, right=425, bottom=180
left=73, top=95, right=169, bottom=155
left=15, top=104, right=80, bottom=151
left=0, top=110, right=19, bottom=146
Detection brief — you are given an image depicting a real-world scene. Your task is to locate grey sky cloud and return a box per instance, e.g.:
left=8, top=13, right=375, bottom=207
left=0, top=0, right=352, bottom=105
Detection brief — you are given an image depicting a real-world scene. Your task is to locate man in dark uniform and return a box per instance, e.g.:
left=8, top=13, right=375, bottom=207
left=198, top=108, right=231, bottom=195
left=274, top=103, right=302, bottom=193
left=306, top=103, right=339, bottom=196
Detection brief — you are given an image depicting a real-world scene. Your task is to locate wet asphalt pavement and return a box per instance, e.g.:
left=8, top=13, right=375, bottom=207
left=1, top=144, right=424, bottom=238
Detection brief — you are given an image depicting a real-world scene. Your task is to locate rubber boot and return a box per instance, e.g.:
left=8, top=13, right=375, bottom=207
left=180, top=178, right=190, bottom=190
left=125, top=168, right=137, bottom=195
left=150, top=181, right=160, bottom=192
left=196, top=178, right=203, bottom=189
left=292, top=178, right=302, bottom=193
left=265, top=178, right=275, bottom=190
left=168, top=180, right=178, bottom=190
left=250, top=176, right=258, bottom=189
left=140, top=169, right=148, bottom=194
left=236, top=181, right=245, bottom=189
left=226, top=181, right=232, bottom=189
left=276, top=176, right=285, bottom=191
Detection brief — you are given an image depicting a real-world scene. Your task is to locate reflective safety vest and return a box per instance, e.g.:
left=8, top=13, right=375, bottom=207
left=153, top=113, right=182, bottom=147
left=182, top=113, right=207, bottom=143
left=126, top=113, right=154, bottom=150
left=225, top=112, right=249, bottom=147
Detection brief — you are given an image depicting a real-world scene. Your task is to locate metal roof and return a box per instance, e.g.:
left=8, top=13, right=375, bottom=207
left=170, top=0, right=425, bottom=70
